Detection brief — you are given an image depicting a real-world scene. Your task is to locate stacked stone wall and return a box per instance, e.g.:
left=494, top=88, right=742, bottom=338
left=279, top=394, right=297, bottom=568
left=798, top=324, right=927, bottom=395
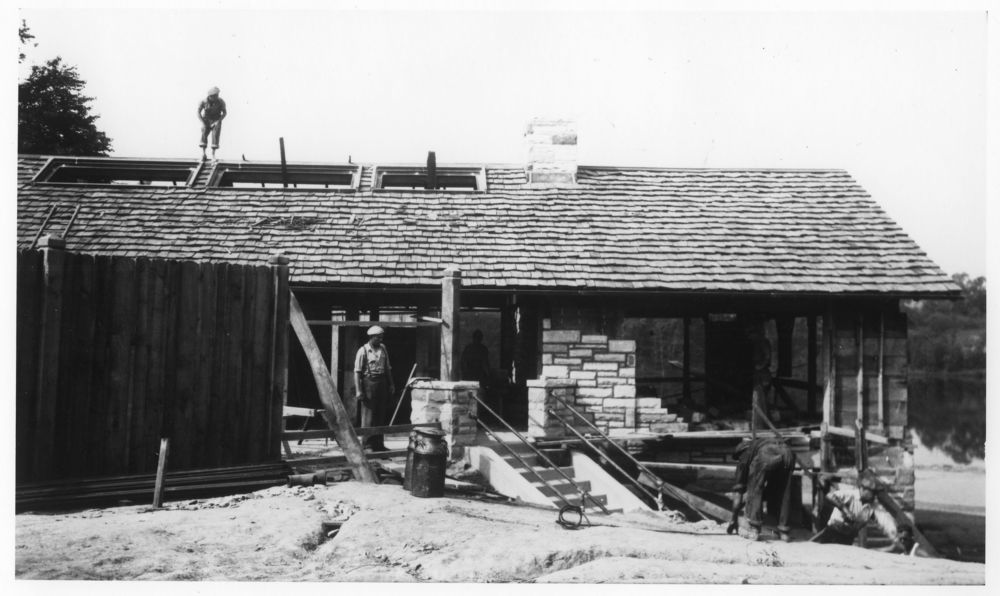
left=409, top=380, right=479, bottom=459
left=539, top=327, right=687, bottom=435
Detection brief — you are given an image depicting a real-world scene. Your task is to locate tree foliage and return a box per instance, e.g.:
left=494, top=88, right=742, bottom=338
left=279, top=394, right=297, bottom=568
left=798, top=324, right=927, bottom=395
left=904, top=273, right=987, bottom=373
left=18, top=23, right=112, bottom=156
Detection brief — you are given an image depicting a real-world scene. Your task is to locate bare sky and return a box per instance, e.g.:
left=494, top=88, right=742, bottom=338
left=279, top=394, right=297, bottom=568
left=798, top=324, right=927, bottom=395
left=14, top=1, right=989, bottom=277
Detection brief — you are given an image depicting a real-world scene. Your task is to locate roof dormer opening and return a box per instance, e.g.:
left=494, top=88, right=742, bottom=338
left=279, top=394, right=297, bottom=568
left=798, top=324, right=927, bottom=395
left=209, top=162, right=360, bottom=190
left=32, top=157, right=199, bottom=187
left=372, top=165, right=486, bottom=191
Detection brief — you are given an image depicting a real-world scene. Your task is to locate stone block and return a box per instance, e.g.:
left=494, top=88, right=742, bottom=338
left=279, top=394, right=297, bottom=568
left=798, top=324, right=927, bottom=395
left=543, top=329, right=581, bottom=344
left=576, top=379, right=597, bottom=387
left=650, top=421, right=689, bottom=433
left=603, top=398, right=636, bottom=409
left=569, top=348, right=594, bottom=358
left=542, top=343, right=569, bottom=356
left=626, top=354, right=636, bottom=367
left=594, top=412, right=625, bottom=422
left=569, top=370, right=597, bottom=380
left=596, top=370, right=622, bottom=377
left=542, top=318, right=552, bottom=330
left=542, top=365, right=570, bottom=378
left=577, top=386, right=613, bottom=399
left=583, top=362, right=619, bottom=372
left=581, top=334, right=609, bottom=345
left=553, top=357, right=583, bottom=366
left=594, top=352, right=626, bottom=363
left=575, top=396, right=605, bottom=407
left=541, top=353, right=553, bottom=365
left=613, top=384, right=637, bottom=398
left=624, top=407, right=636, bottom=428
left=619, top=367, right=636, bottom=378
left=608, top=339, right=636, bottom=353
left=596, top=378, right=619, bottom=387
left=637, top=397, right=662, bottom=408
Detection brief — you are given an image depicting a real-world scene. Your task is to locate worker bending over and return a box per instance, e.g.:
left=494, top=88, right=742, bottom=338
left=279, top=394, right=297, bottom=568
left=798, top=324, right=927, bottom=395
left=728, top=436, right=795, bottom=542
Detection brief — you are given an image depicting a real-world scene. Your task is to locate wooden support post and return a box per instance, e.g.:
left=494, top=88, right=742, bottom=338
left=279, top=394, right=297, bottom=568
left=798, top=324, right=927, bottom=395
left=856, top=314, right=865, bottom=429
left=289, top=292, right=376, bottom=483
left=268, top=255, right=291, bottom=460
left=807, top=315, right=817, bottom=415
left=152, top=438, right=170, bottom=508
left=279, top=137, right=288, bottom=188
left=820, top=308, right=835, bottom=473
left=877, top=311, right=886, bottom=431
left=875, top=489, right=941, bottom=558
left=682, top=317, right=691, bottom=402
left=343, top=308, right=360, bottom=423
left=34, top=235, right=66, bottom=479
left=440, top=268, right=461, bottom=382
left=330, top=312, right=342, bottom=393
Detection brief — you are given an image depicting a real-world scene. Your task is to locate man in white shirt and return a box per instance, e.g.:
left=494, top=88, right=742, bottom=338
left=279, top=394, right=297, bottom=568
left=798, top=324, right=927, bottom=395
left=354, top=326, right=395, bottom=451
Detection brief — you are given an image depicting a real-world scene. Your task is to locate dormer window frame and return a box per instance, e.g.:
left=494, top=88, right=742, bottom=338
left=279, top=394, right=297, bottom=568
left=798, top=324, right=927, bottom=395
left=30, top=157, right=200, bottom=187
left=371, top=165, right=487, bottom=192
left=208, top=162, right=361, bottom=190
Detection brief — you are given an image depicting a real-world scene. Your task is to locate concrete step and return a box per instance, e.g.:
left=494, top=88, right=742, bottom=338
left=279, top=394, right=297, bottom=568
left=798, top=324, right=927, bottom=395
left=536, top=479, right=592, bottom=496
left=520, top=466, right=575, bottom=482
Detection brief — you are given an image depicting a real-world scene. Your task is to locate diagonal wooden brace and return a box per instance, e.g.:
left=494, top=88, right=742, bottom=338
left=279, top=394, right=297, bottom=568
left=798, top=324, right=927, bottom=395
left=288, top=292, right=376, bottom=484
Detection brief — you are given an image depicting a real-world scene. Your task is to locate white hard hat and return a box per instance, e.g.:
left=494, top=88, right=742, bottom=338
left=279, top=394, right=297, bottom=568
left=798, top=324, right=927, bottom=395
left=367, top=325, right=385, bottom=336
left=207, top=86, right=220, bottom=96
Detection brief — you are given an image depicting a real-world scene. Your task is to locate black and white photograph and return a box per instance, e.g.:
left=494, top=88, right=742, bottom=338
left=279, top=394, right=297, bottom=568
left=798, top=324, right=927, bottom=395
left=10, top=0, right=992, bottom=587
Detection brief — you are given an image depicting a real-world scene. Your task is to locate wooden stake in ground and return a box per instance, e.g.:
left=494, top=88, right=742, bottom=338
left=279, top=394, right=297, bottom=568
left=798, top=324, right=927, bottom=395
left=288, top=292, right=376, bottom=484
left=152, top=438, right=170, bottom=508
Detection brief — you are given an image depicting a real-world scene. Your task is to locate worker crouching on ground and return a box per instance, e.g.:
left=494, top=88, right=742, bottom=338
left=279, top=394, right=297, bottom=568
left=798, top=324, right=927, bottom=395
left=198, top=86, right=227, bottom=161
left=810, top=471, right=908, bottom=552
left=354, top=326, right=395, bottom=452
left=728, top=437, right=795, bottom=542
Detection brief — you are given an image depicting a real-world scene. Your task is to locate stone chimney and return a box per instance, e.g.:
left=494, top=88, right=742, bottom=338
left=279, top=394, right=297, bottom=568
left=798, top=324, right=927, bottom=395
left=525, top=118, right=577, bottom=185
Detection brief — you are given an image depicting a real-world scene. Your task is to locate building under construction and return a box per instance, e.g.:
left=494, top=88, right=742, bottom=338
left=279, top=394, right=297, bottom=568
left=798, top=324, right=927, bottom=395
left=15, top=120, right=959, bottom=534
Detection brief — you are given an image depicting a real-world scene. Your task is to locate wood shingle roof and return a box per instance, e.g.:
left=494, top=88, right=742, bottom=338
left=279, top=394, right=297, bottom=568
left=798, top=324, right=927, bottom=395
left=16, top=155, right=959, bottom=296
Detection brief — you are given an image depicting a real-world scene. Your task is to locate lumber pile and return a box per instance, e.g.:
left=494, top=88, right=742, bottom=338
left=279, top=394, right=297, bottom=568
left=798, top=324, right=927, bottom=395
left=16, top=462, right=291, bottom=512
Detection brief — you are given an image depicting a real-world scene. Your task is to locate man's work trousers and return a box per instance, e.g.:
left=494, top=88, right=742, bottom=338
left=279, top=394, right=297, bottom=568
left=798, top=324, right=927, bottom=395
left=200, top=119, right=222, bottom=149
left=361, top=376, right=390, bottom=450
left=745, top=441, right=795, bottom=533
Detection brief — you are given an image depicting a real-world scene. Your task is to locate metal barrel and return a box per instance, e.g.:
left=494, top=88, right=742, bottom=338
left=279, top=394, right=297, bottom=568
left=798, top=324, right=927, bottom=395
left=403, top=430, right=419, bottom=491
left=409, top=428, right=448, bottom=498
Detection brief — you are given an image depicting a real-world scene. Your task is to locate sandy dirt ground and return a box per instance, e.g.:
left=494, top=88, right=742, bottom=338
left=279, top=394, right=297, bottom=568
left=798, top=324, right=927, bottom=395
left=15, top=480, right=985, bottom=584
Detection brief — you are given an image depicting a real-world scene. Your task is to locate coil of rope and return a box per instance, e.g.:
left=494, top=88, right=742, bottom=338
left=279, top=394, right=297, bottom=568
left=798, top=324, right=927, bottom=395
left=556, top=504, right=591, bottom=530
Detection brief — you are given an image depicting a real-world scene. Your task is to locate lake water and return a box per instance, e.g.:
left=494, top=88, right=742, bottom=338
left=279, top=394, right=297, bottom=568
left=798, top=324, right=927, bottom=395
left=908, top=375, right=986, bottom=469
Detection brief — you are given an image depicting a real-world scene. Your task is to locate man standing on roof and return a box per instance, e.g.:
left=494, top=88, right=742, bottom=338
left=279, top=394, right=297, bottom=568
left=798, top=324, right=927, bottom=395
left=810, top=471, right=906, bottom=551
left=354, top=326, right=395, bottom=452
left=728, top=436, right=795, bottom=542
left=198, top=86, right=227, bottom=161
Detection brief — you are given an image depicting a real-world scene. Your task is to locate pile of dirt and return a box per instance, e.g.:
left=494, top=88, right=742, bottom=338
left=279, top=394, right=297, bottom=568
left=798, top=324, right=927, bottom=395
left=15, top=482, right=985, bottom=583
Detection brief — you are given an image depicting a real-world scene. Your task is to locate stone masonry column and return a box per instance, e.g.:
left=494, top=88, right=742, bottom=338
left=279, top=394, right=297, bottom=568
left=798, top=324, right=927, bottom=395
left=527, top=379, right=579, bottom=440
left=409, top=380, right=480, bottom=460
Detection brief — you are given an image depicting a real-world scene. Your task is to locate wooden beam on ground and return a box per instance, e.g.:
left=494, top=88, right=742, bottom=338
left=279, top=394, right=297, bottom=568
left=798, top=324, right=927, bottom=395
left=440, top=268, right=461, bottom=381
left=284, top=451, right=409, bottom=467
left=637, top=471, right=730, bottom=522
left=288, top=292, right=376, bottom=484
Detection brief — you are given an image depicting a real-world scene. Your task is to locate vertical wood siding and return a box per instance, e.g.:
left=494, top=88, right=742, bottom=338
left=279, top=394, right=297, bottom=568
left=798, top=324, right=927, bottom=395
left=16, top=249, right=289, bottom=482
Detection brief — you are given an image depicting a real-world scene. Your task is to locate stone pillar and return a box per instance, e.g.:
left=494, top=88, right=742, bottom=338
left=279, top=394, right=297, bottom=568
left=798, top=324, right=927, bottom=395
left=527, top=379, right=580, bottom=439
left=410, top=380, right=479, bottom=460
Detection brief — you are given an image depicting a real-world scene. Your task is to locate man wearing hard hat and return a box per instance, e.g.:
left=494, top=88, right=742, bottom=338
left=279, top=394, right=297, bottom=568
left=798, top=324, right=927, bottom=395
left=353, top=326, right=395, bottom=451
left=197, top=86, right=227, bottom=161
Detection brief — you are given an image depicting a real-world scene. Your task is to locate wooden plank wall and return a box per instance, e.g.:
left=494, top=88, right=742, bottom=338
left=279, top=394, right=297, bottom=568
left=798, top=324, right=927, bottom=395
left=16, top=248, right=289, bottom=483
left=831, top=308, right=908, bottom=439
